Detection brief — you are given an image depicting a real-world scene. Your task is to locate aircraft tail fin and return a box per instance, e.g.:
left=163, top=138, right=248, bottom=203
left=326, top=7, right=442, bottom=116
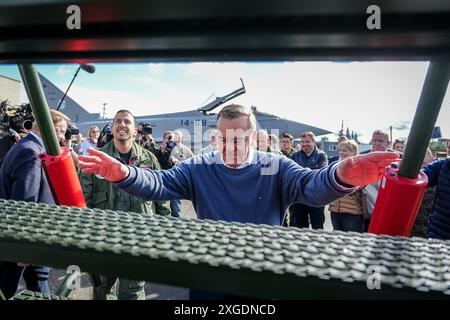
left=39, top=73, right=100, bottom=123
left=197, top=78, right=246, bottom=113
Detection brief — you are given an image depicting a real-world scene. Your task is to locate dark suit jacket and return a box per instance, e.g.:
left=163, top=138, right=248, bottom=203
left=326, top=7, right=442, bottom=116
left=328, top=154, right=339, bottom=165
left=0, top=132, right=54, bottom=204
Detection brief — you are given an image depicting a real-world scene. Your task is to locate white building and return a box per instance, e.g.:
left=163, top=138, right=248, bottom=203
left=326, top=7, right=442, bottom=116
left=0, top=75, right=21, bottom=106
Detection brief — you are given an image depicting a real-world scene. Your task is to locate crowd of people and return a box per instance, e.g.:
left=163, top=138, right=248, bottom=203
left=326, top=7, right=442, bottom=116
left=0, top=103, right=449, bottom=300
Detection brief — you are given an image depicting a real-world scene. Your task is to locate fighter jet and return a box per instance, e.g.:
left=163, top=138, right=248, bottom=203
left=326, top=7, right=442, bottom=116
left=39, top=74, right=331, bottom=149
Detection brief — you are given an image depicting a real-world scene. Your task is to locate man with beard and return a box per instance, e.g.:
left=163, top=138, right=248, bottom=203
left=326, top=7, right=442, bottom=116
left=80, top=109, right=170, bottom=300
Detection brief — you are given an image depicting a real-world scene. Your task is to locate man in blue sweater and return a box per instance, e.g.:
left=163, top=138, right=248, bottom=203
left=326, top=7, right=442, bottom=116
left=79, top=104, right=398, bottom=297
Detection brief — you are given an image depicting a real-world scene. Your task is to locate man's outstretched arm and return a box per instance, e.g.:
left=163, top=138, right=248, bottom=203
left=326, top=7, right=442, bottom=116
left=283, top=151, right=400, bottom=207
left=78, top=148, right=191, bottom=201
left=78, top=148, right=130, bottom=182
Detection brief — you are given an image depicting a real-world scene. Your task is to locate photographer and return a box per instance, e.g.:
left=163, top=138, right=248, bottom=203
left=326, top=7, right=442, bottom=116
left=136, top=122, right=157, bottom=155
left=135, top=122, right=143, bottom=145
left=97, top=124, right=113, bottom=149
left=155, top=131, right=176, bottom=170
left=0, top=101, right=34, bottom=164
left=141, top=132, right=157, bottom=155
left=62, top=122, right=82, bottom=168
left=155, top=130, right=192, bottom=218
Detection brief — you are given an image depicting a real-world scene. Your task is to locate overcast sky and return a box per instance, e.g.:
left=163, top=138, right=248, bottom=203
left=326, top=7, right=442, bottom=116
left=1, top=61, right=449, bottom=143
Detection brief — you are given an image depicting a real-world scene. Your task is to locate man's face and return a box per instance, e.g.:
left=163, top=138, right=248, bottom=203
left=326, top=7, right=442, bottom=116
left=163, top=133, right=173, bottom=144
left=174, top=133, right=181, bottom=145
left=217, top=116, right=254, bottom=168
left=54, top=121, right=67, bottom=145
left=371, top=133, right=390, bottom=152
left=210, top=130, right=217, bottom=146
left=144, top=133, right=154, bottom=144
left=393, top=142, right=405, bottom=153
left=112, top=112, right=134, bottom=142
left=280, top=138, right=293, bottom=152
left=257, top=132, right=269, bottom=151
left=338, top=146, right=355, bottom=160
left=301, top=136, right=315, bottom=154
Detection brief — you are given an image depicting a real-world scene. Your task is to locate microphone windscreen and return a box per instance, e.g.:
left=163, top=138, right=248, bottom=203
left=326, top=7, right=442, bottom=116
left=80, top=64, right=96, bottom=74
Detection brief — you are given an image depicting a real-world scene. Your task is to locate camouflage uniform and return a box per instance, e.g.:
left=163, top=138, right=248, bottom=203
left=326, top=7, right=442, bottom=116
left=80, top=141, right=170, bottom=300
left=410, top=186, right=436, bottom=238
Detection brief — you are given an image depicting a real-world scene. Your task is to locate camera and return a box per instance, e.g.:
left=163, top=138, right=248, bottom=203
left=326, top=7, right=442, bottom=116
left=0, top=100, right=35, bottom=137
left=97, top=124, right=113, bottom=148
left=166, top=136, right=175, bottom=151
left=138, top=122, right=153, bottom=135
left=65, top=122, right=80, bottom=141
left=0, top=101, right=35, bottom=163
left=142, top=126, right=152, bottom=134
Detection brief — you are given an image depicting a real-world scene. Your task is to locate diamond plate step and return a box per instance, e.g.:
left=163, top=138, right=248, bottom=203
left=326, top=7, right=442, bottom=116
left=1, top=199, right=449, bottom=299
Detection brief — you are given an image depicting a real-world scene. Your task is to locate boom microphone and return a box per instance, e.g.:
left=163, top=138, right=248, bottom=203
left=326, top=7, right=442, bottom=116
left=80, top=64, right=96, bottom=74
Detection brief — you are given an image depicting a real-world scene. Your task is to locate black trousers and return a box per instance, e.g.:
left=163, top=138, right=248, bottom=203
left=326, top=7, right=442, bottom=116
left=0, top=261, right=50, bottom=299
left=290, top=203, right=325, bottom=229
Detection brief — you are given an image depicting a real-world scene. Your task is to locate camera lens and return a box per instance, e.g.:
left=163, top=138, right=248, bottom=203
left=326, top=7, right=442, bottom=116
left=22, top=119, right=33, bottom=130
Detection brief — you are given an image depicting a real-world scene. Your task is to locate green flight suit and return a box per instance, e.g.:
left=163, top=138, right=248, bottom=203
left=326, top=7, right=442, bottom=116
left=80, top=141, right=170, bottom=300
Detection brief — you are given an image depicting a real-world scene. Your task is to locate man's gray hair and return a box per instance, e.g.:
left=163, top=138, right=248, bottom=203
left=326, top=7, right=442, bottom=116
left=217, top=104, right=257, bottom=131
left=174, top=130, right=183, bottom=140
left=372, top=129, right=389, bottom=141
left=257, top=129, right=269, bottom=138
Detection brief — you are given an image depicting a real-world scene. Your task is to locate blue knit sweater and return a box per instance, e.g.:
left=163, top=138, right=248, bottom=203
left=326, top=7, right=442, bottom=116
left=116, top=150, right=354, bottom=225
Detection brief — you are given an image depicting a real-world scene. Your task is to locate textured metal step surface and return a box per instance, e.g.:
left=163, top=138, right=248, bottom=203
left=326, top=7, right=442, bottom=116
left=0, top=199, right=449, bottom=299
left=11, top=290, right=68, bottom=300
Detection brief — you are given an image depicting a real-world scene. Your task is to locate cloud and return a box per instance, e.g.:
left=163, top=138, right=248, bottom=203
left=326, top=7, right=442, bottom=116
left=50, top=61, right=434, bottom=143
left=56, top=65, right=71, bottom=76
left=390, top=121, right=411, bottom=131
left=173, top=62, right=431, bottom=142
left=182, top=62, right=251, bottom=91
left=63, top=83, right=209, bottom=118
left=126, top=76, right=171, bottom=91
